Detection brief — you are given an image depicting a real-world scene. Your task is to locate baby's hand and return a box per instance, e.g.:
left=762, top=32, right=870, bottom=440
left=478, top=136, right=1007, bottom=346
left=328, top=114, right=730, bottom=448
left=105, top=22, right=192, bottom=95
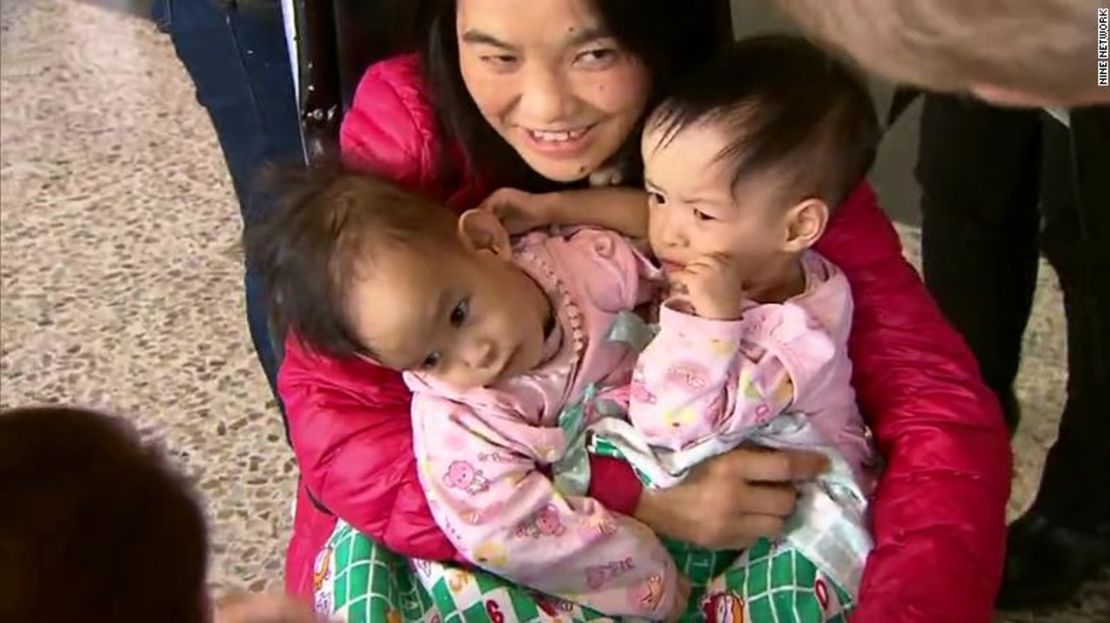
left=663, top=573, right=692, bottom=623
left=477, top=188, right=552, bottom=235
left=670, top=254, right=746, bottom=320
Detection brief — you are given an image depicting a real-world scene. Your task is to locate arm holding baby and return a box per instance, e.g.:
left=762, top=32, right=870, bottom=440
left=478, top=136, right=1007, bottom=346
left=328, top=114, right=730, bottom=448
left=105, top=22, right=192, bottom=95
left=478, top=187, right=649, bottom=241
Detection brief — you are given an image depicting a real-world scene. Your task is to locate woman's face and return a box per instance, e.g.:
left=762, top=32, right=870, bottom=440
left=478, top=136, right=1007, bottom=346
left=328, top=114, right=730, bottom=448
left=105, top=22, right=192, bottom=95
left=456, top=0, right=651, bottom=182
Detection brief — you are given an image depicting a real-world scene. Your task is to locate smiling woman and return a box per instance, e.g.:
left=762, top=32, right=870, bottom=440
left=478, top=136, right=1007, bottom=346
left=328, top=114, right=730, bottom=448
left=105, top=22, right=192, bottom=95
left=453, top=0, right=651, bottom=182
left=423, top=0, right=725, bottom=191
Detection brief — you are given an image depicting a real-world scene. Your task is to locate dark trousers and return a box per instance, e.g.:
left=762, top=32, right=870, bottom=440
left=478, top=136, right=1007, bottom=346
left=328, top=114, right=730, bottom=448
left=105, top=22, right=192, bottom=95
left=153, top=0, right=303, bottom=397
left=917, top=94, right=1110, bottom=531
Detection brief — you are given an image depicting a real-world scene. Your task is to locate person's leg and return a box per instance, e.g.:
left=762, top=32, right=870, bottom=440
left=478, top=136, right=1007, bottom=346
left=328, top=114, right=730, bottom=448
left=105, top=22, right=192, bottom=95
left=997, top=109, right=1110, bottom=609
left=154, top=0, right=302, bottom=397
left=1033, top=110, right=1110, bottom=533
left=916, top=94, right=1044, bottom=431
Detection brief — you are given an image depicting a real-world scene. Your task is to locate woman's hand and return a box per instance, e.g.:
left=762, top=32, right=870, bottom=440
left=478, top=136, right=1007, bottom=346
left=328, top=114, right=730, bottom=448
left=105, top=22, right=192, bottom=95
left=477, top=188, right=553, bottom=235
left=634, top=445, right=829, bottom=550
left=213, top=593, right=331, bottom=623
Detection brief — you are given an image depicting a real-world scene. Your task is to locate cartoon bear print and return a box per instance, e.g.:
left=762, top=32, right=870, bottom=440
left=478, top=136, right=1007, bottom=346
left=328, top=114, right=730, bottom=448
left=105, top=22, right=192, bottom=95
left=516, top=504, right=566, bottom=538
left=443, top=460, right=491, bottom=494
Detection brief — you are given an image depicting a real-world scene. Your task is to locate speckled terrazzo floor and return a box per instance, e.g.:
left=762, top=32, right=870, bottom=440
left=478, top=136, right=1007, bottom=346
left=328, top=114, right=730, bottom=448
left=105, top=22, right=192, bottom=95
left=0, top=0, right=1105, bottom=620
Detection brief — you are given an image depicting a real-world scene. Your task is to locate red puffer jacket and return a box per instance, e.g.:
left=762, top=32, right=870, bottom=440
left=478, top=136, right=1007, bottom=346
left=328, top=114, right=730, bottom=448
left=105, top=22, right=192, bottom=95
left=282, top=54, right=1011, bottom=622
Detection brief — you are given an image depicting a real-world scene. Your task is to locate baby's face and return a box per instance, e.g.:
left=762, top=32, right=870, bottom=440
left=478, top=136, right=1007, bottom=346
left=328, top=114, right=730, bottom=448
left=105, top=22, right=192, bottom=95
left=641, top=120, right=792, bottom=285
left=344, top=236, right=551, bottom=391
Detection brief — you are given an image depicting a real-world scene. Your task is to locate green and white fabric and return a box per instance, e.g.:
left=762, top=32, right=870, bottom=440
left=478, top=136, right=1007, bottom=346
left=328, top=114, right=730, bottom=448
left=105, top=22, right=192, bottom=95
left=315, top=521, right=612, bottom=623
left=315, top=520, right=853, bottom=623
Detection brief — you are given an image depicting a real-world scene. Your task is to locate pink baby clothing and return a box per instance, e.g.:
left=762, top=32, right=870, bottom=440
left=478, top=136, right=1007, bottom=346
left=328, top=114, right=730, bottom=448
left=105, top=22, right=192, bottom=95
left=404, top=228, right=680, bottom=620
left=628, top=250, right=873, bottom=488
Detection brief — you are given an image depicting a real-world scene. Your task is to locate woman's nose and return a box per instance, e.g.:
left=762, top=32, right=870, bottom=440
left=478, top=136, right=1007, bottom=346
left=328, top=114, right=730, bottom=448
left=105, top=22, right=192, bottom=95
left=518, top=64, right=575, bottom=123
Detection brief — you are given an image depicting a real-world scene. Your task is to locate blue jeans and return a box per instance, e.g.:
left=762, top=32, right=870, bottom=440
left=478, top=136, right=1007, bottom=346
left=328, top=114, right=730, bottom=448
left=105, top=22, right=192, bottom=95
left=153, top=0, right=302, bottom=409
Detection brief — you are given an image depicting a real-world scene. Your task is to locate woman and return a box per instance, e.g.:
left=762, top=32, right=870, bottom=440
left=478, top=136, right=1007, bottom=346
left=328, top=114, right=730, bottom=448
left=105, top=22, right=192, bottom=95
left=278, top=1, right=1011, bottom=620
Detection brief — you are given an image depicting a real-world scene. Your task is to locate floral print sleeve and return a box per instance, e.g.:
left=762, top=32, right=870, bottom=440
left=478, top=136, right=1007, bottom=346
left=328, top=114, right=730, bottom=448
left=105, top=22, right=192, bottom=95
left=410, top=393, right=679, bottom=619
left=629, top=301, right=837, bottom=451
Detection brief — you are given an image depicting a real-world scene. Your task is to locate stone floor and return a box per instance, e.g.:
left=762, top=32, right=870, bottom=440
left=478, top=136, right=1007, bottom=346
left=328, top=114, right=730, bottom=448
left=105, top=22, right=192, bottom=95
left=0, top=0, right=1105, bottom=620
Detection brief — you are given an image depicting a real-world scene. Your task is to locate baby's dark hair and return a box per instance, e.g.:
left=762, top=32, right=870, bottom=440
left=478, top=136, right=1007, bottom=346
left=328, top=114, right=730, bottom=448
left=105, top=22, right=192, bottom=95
left=0, top=406, right=208, bottom=623
left=246, top=164, right=458, bottom=358
left=650, top=34, right=880, bottom=208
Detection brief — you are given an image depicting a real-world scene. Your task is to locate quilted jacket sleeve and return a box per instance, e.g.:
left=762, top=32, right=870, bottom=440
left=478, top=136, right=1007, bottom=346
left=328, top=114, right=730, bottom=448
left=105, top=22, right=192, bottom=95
left=815, top=183, right=1012, bottom=623
left=280, top=335, right=458, bottom=560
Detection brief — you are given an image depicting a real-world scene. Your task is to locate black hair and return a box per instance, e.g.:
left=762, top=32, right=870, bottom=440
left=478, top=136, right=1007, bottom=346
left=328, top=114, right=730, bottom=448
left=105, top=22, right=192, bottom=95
left=422, top=0, right=729, bottom=192
left=650, top=34, right=880, bottom=208
left=0, top=406, right=208, bottom=623
left=245, top=164, right=458, bottom=358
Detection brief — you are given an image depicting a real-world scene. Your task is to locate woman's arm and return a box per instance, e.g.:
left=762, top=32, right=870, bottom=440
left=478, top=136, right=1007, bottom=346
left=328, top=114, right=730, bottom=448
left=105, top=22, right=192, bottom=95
left=479, top=187, right=649, bottom=239
left=816, top=183, right=1012, bottom=622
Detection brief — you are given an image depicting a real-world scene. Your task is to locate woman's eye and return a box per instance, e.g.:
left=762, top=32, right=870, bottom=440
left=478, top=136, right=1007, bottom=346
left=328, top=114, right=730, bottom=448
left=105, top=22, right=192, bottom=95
left=420, top=353, right=440, bottom=370
left=647, top=191, right=666, bottom=205
left=481, top=54, right=519, bottom=69
left=575, top=48, right=617, bottom=69
left=693, top=208, right=716, bottom=222
left=450, top=298, right=470, bottom=327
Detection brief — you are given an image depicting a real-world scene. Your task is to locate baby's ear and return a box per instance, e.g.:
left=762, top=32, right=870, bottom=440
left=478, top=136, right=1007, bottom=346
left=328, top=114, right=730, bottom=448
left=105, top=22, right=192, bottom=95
left=457, top=209, right=512, bottom=259
left=782, top=198, right=829, bottom=253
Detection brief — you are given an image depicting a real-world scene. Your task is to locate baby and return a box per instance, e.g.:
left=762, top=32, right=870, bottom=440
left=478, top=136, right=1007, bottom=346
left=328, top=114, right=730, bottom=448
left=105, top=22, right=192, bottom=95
left=489, top=34, right=882, bottom=616
left=634, top=34, right=877, bottom=492
left=247, top=168, right=687, bottom=620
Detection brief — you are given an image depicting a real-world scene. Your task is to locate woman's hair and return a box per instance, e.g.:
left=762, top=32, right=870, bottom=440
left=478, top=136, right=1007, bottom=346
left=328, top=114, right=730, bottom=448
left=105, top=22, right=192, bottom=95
left=246, top=164, right=458, bottom=358
left=422, top=0, right=729, bottom=192
left=650, top=35, right=880, bottom=209
left=0, top=406, right=208, bottom=623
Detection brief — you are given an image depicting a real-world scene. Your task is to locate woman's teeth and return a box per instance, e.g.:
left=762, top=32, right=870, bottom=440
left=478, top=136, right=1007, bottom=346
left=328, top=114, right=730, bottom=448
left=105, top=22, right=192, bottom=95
left=527, top=127, right=589, bottom=142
